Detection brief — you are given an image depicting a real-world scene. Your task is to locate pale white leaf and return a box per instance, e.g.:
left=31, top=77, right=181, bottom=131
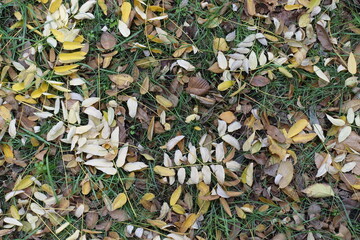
left=84, top=106, right=102, bottom=119
left=338, top=126, right=351, bottom=143
left=326, top=114, right=345, bottom=126
left=314, top=65, right=330, bottom=82
left=78, top=0, right=96, bottom=13
left=200, top=147, right=211, bottom=163
left=85, top=159, right=113, bottom=167
left=217, top=120, right=227, bottom=137
left=30, top=203, right=45, bottom=215
left=118, top=20, right=130, bottom=37
left=116, top=144, right=129, bottom=167
left=222, top=134, right=240, bottom=150
left=34, top=112, right=53, bottom=119
left=123, top=162, right=148, bottom=172
left=46, top=121, right=65, bottom=141
left=80, top=145, right=108, bottom=156
left=313, top=123, right=325, bottom=142
left=4, top=217, right=22, bottom=226
left=47, top=37, right=57, bottom=48
left=215, top=142, right=224, bottom=162
left=228, top=121, right=241, bottom=132
left=177, top=60, right=195, bottom=71
left=8, top=119, right=16, bottom=138
left=166, top=135, right=184, bottom=151
left=127, top=97, right=138, bottom=118
left=216, top=184, right=230, bottom=198
left=177, top=167, right=186, bottom=184
left=211, top=164, right=225, bottom=184
left=82, top=97, right=100, bottom=107
left=225, top=31, right=236, bottom=42
left=249, top=51, right=258, bottom=70
left=347, top=108, right=355, bottom=124
left=217, top=51, right=228, bottom=70
left=201, top=166, right=211, bottom=185
left=66, top=230, right=80, bottom=240
left=341, top=162, right=356, bottom=173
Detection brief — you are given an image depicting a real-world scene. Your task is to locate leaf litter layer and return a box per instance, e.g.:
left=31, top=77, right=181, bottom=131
left=0, top=0, right=359, bottom=239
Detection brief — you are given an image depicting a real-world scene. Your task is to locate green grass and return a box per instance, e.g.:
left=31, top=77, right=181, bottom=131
left=0, top=0, right=359, bottom=239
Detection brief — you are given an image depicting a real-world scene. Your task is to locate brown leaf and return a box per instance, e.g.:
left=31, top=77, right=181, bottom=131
left=101, top=32, right=117, bottom=50
left=109, top=210, right=130, bottom=221
left=185, top=77, right=210, bottom=96
left=266, top=125, right=286, bottom=143
left=250, top=75, right=271, bottom=87
left=86, top=212, right=99, bottom=229
left=316, top=24, right=332, bottom=51
left=108, top=74, right=134, bottom=89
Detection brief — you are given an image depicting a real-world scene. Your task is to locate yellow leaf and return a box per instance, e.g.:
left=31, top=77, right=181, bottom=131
left=307, top=0, right=321, bottom=11
left=292, top=133, right=317, bottom=143
left=10, top=205, right=20, bottom=220
left=218, top=81, right=235, bottom=91
left=278, top=67, right=293, bottom=78
left=147, top=219, right=167, bottom=228
left=82, top=181, right=91, bottom=195
left=147, top=35, right=164, bottom=43
left=235, top=206, right=246, bottom=219
left=112, top=193, right=127, bottom=210
left=15, top=95, right=37, bottom=104
left=263, top=34, right=279, bottom=42
left=298, top=13, right=310, bottom=27
left=153, top=165, right=175, bottom=176
left=63, top=41, right=84, bottom=50
left=348, top=52, right=357, bottom=75
left=121, top=2, right=132, bottom=24
left=140, top=76, right=150, bottom=95
left=49, top=0, right=62, bottom=13
left=241, top=163, right=253, bottom=187
left=213, top=38, right=229, bottom=52
left=12, top=82, right=25, bottom=92
left=148, top=6, right=165, bottom=12
left=51, top=29, right=65, bottom=42
left=2, top=144, right=14, bottom=158
left=31, top=82, right=49, bottom=98
left=13, top=175, right=33, bottom=190
left=0, top=106, right=12, bottom=121
left=180, top=213, right=198, bottom=233
left=288, top=119, right=309, bottom=138
left=50, top=84, right=71, bottom=92
left=284, top=4, right=303, bottom=10
left=172, top=204, right=186, bottom=214
left=58, top=51, right=86, bottom=64
left=98, top=0, right=108, bottom=15
left=156, top=95, right=173, bottom=108
left=302, top=183, right=334, bottom=198
left=54, top=64, right=79, bottom=72
left=170, top=185, right=182, bottom=206
left=141, top=193, right=155, bottom=201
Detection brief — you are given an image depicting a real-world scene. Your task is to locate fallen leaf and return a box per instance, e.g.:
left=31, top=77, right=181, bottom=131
left=250, top=75, right=270, bottom=87
left=302, top=184, right=334, bottom=198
